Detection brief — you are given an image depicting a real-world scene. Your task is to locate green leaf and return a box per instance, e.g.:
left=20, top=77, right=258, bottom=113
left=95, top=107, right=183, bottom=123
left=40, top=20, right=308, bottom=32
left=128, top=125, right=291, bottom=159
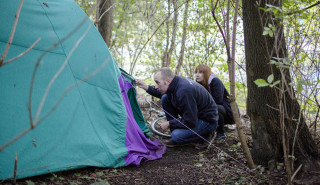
left=272, top=8, right=277, bottom=14
left=96, top=172, right=104, bottom=177
left=269, top=30, right=274, bottom=37
left=267, top=74, right=274, bottom=83
left=297, top=83, right=303, bottom=94
left=74, top=173, right=81, bottom=177
left=269, top=60, right=277, bottom=64
left=282, top=65, right=290, bottom=69
left=195, top=163, right=203, bottom=167
left=254, top=79, right=269, bottom=87
left=288, top=155, right=295, bottom=159
left=298, top=80, right=307, bottom=85
left=263, top=30, right=269, bottom=35
left=266, top=8, right=272, bottom=12
left=272, top=57, right=284, bottom=60
left=26, top=180, right=35, bottom=185
left=272, top=80, right=280, bottom=86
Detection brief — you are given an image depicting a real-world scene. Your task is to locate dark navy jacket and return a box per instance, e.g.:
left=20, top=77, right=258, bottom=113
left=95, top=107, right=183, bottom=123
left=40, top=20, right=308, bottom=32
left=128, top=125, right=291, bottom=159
left=147, top=76, right=218, bottom=129
left=209, top=77, right=235, bottom=124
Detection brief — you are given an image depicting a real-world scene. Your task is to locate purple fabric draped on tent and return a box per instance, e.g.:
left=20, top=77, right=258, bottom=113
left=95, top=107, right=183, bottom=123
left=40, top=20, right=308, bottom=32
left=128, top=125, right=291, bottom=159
left=118, top=76, right=166, bottom=165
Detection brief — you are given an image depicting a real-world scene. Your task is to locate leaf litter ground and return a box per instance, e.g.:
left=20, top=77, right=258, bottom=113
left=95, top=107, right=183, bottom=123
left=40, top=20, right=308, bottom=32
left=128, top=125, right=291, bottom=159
left=3, top=96, right=320, bottom=185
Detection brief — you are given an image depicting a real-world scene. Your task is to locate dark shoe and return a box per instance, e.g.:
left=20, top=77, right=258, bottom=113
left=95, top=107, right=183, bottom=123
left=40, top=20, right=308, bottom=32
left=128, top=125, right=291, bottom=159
left=162, top=139, right=194, bottom=148
left=215, top=133, right=226, bottom=140
left=162, top=139, right=177, bottom=147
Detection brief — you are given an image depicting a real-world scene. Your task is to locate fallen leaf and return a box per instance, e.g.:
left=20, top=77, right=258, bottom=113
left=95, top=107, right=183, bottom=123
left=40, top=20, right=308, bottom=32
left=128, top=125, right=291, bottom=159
left=90, top=173, right=97, bottom=178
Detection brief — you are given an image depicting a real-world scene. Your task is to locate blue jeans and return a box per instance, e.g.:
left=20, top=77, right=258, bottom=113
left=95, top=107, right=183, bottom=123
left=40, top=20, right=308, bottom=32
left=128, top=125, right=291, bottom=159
left=161, top=94, right=218, bottom=144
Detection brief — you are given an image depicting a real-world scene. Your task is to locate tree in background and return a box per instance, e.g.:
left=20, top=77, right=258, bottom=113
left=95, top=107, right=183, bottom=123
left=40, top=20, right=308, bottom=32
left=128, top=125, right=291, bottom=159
left=96, top=0, right=115, bottom=47
left=243, top=0, right=319, bottom=183
left=161, top=0, right=178, bottom=67
left=175, top=0, right=189, bottom=75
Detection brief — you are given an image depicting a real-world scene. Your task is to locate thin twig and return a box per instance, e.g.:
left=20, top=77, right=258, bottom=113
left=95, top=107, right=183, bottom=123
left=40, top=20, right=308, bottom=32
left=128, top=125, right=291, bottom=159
left=13, top=153, right=17, bottom=185
left=0, top=56, right=109, bottom=152
left=33, top=24, right=91, bottom=123
left=210, top=0, right=231, bottom=59
left=131, top=1, right=186, bottom=72
left=95, top=3, right=115, bottom=24
left=0, top=127, right=32, bottom=152
left=2, top=38, right=41, bottom=66
left=291, top=164, right=302, bottom=182
left=286, top=1, right=320, bottom=16
left=28, top=17, right=88, bottom=128
left=0, top=0, right=25, bottom=66
left=1, top=17, right=89, bottom=151
left=36, top=59, right=108, bottom=124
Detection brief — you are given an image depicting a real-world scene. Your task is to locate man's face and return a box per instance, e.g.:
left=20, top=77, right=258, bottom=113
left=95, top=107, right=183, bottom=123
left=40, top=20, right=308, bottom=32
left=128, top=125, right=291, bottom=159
left=154, top=72, right=170, bottom=94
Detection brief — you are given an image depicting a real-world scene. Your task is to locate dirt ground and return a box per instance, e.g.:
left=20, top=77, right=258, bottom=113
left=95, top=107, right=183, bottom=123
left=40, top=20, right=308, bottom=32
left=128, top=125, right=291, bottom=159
left=4, top=127, right=289, bottom=185
left=2, top=97, right=320, bottom=185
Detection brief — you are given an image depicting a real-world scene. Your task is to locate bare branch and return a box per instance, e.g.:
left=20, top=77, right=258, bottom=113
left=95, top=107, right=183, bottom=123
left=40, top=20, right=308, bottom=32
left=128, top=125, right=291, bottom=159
left=13, top=153, right=17, bottom=184
left=2, top=38, right=41, bottom=66
left=33, top=24, right=91, bottom=124
left=36, top=59, right=108, bottom=125
left=0, top=0, right=25, bottom=66
left=28, top=17, right=88, bottom=128
left=0, top=48, right=109, bottom=152
left=210, top=0, right=231, bottom=59
left=95, top=3, right=116, bottom=25
left=0, top=126, right=32, bottom=152
left=291, top=164, right=303, bottom=182
left=131, top=1, right=186, bottom=72
left=287, top=1, right=320, bottom=16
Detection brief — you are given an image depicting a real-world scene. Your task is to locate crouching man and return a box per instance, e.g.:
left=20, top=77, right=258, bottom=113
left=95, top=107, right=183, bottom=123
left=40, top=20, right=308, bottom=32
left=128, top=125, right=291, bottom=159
left=136, top=67, right=218, bottom=147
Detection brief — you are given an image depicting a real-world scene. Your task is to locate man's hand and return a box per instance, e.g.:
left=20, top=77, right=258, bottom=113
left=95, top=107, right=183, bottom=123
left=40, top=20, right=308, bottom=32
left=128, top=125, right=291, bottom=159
left=160, top=121, right=170, bottom=130
left=136, top=79, right=149, bottom=91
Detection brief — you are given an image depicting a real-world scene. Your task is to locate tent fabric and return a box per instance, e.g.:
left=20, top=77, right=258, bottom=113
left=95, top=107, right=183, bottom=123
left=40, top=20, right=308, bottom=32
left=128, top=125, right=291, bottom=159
left=120, top=68, right=151, bottom=136
left=0, top=0, right=165, bottom=180
left=119, top=77, right=166, bottom=165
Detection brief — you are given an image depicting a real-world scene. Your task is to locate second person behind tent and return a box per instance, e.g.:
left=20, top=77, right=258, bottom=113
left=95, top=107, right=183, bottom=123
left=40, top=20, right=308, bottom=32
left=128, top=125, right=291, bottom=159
left=195, top=64, right=237, bottom=140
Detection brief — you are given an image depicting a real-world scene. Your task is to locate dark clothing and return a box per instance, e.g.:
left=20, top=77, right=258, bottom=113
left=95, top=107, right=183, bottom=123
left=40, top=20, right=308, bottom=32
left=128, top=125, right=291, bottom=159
left=216, top=105, right=227, bottom=134
left=209, top=77, right=235, bottom=125
left=163, top=76, right=218, bottom=129
left=146, top=76, right=218, bottom=129
left=146, top=86, right=162, bottom=99
left=161, top=94, right=217, bottom=143
left=145, top=75, right=218, bottom=144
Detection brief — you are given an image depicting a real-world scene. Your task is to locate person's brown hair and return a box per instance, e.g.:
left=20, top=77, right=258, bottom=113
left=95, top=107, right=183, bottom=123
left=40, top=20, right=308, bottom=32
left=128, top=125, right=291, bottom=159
left=155, top=67, right=175, bottom=81
left=195, top=64, right=212, bottom=91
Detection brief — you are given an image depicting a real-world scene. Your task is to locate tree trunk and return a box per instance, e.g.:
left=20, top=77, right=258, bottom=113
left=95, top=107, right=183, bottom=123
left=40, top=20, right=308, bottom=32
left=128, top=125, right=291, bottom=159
left=175, top=0, right=189, bottom=75
left=161, top=0, right=178, bottom=67
left=96, top=0, right=115, bottom=48
left=243, top=0, right=319, bottom=179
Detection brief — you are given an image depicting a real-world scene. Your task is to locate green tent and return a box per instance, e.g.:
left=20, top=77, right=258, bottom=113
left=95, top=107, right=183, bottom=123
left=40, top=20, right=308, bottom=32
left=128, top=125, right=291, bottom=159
left=120, top=68, right=151, bottom=137
left=0, top=0, right=165, bottom=180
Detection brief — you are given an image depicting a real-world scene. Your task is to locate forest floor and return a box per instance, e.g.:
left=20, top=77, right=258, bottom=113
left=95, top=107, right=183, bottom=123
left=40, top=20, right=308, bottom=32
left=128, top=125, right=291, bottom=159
left=3, top=96, right=320, bottom=185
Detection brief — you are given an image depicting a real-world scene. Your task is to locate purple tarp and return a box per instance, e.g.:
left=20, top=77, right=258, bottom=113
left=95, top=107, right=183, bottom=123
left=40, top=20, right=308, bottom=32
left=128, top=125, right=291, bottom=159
left=118, top=76, right=166, bottom=165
